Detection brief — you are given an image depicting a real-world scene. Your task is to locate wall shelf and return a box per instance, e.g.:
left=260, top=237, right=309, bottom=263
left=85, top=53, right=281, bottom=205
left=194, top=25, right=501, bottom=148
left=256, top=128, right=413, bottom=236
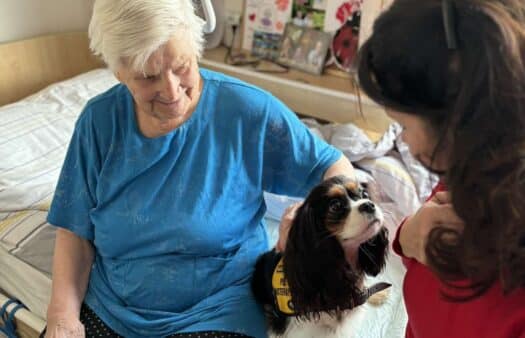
left=200, top=46, right=391, bottom=136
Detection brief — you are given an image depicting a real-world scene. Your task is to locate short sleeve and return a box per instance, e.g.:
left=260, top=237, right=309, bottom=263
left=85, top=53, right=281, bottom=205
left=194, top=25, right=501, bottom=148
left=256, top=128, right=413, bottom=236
left=392, top=218, right=414, bottom=268
left=261, top=96, right=342, bottom=197
left=47, top=107, right=101, bottom=241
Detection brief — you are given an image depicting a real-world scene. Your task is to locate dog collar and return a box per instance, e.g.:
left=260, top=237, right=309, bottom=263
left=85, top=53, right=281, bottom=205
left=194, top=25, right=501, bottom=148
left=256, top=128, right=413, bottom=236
left=272, top=258, right=296, bottom=315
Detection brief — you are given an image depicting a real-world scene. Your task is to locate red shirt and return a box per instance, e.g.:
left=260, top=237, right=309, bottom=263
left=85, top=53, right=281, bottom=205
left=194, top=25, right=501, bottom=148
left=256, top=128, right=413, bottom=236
left=393, top=182, right=525, bottom=338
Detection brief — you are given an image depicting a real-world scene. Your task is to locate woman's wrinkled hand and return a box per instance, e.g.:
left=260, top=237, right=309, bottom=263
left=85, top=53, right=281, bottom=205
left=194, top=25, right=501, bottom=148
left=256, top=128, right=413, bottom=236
left=276, top=202, right=302, bottom=252
left=44, top=315, right=85, bottom=338
left=399, top=192, right=464, bottom=265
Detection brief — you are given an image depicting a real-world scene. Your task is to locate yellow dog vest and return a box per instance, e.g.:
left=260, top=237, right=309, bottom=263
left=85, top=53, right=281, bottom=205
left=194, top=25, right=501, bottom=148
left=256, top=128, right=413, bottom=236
left=272, top=258, right=295, bottom=315
left=271, top=257, right=392, bottom=316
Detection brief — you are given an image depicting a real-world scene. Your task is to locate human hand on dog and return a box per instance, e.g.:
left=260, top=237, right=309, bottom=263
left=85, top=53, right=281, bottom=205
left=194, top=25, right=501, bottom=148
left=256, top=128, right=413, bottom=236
left=276, top=202, right=302, bottom=252
left=399, top=192, right=464, bottom=265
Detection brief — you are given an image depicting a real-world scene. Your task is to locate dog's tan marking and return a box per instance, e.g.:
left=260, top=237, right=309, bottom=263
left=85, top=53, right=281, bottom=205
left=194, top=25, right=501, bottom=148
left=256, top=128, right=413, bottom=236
left=327, top=185, right=346, bottom=197
left=344, top=181, right=359, bottom=194
left=325, top=185, right=347, bottom=234
left=367, top=288, right=390, bottom=307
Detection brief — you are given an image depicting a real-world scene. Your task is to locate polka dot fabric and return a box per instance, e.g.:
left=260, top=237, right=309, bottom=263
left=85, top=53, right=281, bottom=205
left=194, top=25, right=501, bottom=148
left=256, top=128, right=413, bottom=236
left=41, top=304, right=253, bottom=338
left=169, top=332, right=251, bottom=338
left=79, top=304, right=122, bottom=337
left=80, top=304, right=253, bottom=338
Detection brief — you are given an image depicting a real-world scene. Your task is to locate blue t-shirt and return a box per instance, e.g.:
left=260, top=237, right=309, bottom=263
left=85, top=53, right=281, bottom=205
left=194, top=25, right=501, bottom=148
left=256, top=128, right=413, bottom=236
left=48, top=69, right=342, bottom=337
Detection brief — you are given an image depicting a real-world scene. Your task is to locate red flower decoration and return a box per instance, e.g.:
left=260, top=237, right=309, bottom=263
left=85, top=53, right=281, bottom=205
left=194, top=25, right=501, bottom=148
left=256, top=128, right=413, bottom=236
left=275, top=0, right=290, bottom=12
left=336, top=0, right=362, bottom=24
left=332, top=21, right=359, bottom=71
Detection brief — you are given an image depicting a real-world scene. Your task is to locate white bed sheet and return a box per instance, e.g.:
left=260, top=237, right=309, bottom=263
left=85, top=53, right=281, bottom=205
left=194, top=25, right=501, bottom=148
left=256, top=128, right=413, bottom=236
left=0, top=68, right=409, bottom=337
left=0, top=68, right=118, bottom=219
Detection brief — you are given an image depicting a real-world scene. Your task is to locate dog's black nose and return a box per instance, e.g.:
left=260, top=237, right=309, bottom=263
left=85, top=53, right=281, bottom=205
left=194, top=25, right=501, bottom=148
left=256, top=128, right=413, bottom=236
left=359, top=202, right=376, bottom=214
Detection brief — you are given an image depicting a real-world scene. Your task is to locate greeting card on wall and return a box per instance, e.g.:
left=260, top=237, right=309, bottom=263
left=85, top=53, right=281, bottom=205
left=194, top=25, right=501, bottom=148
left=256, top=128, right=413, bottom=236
left=323, top=0, right=363, bottom=33
left=242, top=0, right=293, bottom=51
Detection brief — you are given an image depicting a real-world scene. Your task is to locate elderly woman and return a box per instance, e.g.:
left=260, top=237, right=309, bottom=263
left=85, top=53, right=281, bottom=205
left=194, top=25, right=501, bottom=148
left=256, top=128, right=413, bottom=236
left=43, top=0, right=353, bottom=337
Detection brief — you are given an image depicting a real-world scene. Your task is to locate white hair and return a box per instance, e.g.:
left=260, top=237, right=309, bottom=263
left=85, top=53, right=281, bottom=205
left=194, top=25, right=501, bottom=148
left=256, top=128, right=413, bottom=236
left=88, top=0, right=206, bottom=72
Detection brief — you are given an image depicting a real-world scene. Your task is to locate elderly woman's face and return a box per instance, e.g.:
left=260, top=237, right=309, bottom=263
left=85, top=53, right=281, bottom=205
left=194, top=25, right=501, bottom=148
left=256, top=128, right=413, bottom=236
left=116, top=36, right=201, bottom=135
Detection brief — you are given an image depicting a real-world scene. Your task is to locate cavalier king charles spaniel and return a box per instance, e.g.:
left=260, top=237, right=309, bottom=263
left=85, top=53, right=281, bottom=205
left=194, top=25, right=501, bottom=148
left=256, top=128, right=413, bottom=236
left=252, top=175, right=390, bottom=338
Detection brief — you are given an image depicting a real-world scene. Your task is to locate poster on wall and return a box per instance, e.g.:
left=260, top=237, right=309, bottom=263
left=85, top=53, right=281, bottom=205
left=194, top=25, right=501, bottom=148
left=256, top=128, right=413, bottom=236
left=323, top=0, right=363, bottom=32
left=241, top=0, right=293, bottom=51
left=322, top=0, right=394, bottom=72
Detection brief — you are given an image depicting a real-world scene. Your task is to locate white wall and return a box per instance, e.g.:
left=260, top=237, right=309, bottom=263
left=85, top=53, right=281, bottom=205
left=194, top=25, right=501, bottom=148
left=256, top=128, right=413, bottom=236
left=224, top=0, right=243, bottom=13
left=0, top=0, right=242, bottom=44
left=0, top=0, right=94, bottom=43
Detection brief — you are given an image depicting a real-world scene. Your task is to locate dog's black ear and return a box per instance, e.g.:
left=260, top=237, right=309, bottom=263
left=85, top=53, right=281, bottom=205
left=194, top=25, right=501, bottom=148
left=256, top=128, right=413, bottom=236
left=283, top=201, right=360, bottom=317
left=283, top=202, right=324, bottom=292
left=358, top=227, right=389, bottom=276
left=283, top=202, right=328, bottom=316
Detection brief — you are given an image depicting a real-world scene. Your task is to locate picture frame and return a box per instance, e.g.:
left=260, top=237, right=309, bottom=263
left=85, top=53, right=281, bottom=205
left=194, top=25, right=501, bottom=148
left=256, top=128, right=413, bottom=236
left=251, top=31, right=282, bottom=61
left=291, top=0, right=326, bottom=31
left=276, top=23, right=331, bottom=75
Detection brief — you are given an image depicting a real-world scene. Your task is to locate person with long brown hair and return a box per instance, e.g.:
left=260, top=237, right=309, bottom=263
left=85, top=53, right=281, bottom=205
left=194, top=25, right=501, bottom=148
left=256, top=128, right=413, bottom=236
left=356, top=0, right=525, bottom=336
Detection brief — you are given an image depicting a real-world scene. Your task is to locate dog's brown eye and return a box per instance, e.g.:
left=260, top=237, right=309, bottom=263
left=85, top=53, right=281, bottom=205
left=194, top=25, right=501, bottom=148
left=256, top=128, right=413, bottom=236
left=361, top=189, right=369, bottom=199
left=329, top=199, right=344, bottom=212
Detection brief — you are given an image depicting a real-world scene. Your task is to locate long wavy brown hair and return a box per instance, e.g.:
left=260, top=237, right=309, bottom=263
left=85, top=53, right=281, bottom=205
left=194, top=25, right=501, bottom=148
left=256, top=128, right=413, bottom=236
left=357, top=0, right=525, bottom=299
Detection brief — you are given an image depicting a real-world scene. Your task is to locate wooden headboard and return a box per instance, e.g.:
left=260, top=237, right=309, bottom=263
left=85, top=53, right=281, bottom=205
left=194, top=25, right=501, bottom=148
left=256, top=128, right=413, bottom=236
left=0, top=32, right=103, bottom=106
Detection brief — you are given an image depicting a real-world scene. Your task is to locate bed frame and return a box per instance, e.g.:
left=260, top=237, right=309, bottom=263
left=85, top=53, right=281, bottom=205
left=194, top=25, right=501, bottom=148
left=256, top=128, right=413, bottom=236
left=0, top=31, right=392, bottom=338
left=0, top=32, right=104, bottom=107
left=0, top=293, right=44, bottom=338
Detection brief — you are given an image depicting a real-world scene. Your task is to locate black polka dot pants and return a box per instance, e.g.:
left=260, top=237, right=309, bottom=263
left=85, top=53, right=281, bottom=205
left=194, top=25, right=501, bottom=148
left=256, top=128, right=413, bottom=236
left=41, top=303, right=253, bottom=338
left=79, top=304, right=121, bottom=337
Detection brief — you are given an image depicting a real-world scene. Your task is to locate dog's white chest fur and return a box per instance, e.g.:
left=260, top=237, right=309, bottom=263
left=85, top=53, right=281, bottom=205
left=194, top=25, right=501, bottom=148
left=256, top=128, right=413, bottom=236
left=269, top=306, right=366, bottom=338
